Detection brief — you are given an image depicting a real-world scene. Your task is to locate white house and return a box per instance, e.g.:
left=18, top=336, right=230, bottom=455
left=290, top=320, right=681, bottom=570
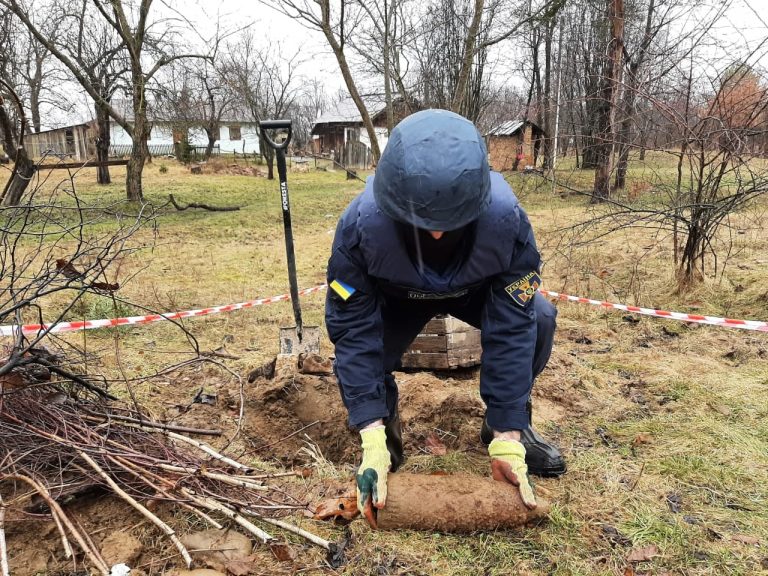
left=108, top=100, right=260, bottom=157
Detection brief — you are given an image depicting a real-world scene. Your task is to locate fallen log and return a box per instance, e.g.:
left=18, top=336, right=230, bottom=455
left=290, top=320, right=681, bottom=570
left=375, top=473, right=550, bottom=532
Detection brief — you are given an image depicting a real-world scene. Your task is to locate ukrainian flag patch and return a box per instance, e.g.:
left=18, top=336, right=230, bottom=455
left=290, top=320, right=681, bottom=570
left=330, top=279, right=356, bottom=301
left=504, top=271, right=541, bottom=307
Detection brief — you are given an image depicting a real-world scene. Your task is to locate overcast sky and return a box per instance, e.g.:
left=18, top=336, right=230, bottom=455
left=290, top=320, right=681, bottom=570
left=53, top=0, right=768, bottom=129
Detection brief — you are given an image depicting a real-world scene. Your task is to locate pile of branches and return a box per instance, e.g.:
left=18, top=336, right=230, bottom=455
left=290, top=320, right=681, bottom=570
left=0, top=368, right=337, bottom=574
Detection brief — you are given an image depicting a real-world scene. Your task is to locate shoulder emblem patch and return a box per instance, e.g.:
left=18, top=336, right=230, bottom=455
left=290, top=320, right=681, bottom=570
left=504, top=271, right=541, bottom=307
left=330, top=279, right=356, bottom=301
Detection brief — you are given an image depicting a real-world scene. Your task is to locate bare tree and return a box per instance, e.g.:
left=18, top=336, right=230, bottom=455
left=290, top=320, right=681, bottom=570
left=561, top=50, right=768, bottom=290
left=158, top=55, right=234, bottom=161
left=224, top=33, right=303, bottom=179
left=612, top=0, right=659, bottom=189
left=409, top=0, right=493, bottom=121
left=591, top=0, right=624, bottom=202
left=291, top=78, right=328, bottom=150
left=348, top=0, right=412, bottom=131
left=0, top=170, right=152, bottom=382
left=68, top=0, right=129, bottom=185
left=2, top=0, right=210, bottom=201
left=260, top=0, right=383, bottom=162
left=0, top=81, right=35, bottom=205
left=0, top=6, right=66, bottom=134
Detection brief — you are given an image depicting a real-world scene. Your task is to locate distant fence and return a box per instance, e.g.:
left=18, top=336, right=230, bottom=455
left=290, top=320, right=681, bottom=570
left=109, top=144, right=222, bottom=158
left=337, top=141, right=373, bottom=169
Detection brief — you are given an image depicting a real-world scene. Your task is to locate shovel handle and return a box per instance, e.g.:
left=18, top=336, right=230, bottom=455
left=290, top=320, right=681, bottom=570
left=259, top=120, right=292, bottom=151
left=259, top=119, right=303, bottom=342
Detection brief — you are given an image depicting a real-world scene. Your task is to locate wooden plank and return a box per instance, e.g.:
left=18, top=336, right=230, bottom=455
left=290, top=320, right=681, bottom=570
left=400, top=352, right=451, bottom=370
left=406, top=324, right=480, bottom=352
left=448, top=347, right=482, bottom=368
left=422, top=315, right=477, bottom=335
left=446, top=330, right=481, bottom=350
left=401, top=348, right=482, bottom=370
left=407, top=334, right=448, bottom=353
left=401, top=314, right=482, bottom=370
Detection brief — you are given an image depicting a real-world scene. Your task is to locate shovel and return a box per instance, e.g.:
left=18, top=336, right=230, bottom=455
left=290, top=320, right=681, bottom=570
left=259, top=119, right=321, bottom=356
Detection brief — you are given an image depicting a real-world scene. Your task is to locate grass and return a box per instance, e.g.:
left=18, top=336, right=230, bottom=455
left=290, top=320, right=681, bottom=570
left=2, top=152, right=768, bottom=575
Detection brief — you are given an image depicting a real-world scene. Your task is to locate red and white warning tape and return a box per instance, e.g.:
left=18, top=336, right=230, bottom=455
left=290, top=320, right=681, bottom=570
left=539, top=289, right=768, bottom=332
left=0, top=285, right=328, bottom=337
left=1, top=284, right=766, bottom=337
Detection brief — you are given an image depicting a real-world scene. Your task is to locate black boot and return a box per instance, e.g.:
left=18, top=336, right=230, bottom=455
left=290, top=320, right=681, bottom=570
left=480, top=404, right=566, bottom=478
left=384, top=406, right=405, bottom=472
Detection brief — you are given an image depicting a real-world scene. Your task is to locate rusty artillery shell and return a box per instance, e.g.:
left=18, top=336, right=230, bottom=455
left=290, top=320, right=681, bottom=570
left=375, top=473, right=550, bottom=532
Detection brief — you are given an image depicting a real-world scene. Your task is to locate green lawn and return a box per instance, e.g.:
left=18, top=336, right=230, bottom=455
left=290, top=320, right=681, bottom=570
left=2, top=153, right=767, bottom=575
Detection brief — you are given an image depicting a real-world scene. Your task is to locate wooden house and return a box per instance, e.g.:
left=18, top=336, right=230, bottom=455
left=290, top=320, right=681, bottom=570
left=486, top=120, right=545, bottom=172
left=24, top=122, right=96, bottom=162
left=311, top=96, right=416, bottom=168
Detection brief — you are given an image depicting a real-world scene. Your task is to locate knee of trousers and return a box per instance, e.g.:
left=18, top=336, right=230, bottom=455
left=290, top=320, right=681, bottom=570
left=535, top=295, right=557, bottom=340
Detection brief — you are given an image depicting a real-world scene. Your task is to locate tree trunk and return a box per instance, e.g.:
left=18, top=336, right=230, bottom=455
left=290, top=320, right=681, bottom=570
left=261, top=138, right=275, bottom=180
left=30, top=84, right=41, bottom=133
left=614, top=0, right=655, bottom=189
left=383, top=0, right=395, bottom=134
left=204, top=131, right=216, bottom=160
left=126, top=83, right=147, bottom=202
left=2, top=154, right=35, bottom=206
left=451, top=0, right=485, bottom=117
left=319, top=1, right=381, bottom=162
left=591, top=0, right=624, bottom=203
left=126, top=149, right=144, bottom=202
left=95, top=103, right=111, bottom=185
left=0, top=94, right=35, bottom=206
left=542, top=19, right=555, bottom=170
left=613, top=86, right=636, bottom=189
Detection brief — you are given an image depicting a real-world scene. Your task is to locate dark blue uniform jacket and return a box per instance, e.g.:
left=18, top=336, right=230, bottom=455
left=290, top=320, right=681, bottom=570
left=326, top=172, right=542, bottom=432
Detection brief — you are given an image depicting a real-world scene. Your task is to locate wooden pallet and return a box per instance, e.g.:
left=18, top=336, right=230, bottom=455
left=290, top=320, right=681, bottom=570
left=400, top=315, right=482, bottom=370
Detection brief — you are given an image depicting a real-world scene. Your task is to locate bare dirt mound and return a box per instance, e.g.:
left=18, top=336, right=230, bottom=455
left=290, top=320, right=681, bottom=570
left=245, top=369, right=356, bottom=464
left=241, top=360, right=492, bottom=465
left=167, top=354, right=580, bottom=467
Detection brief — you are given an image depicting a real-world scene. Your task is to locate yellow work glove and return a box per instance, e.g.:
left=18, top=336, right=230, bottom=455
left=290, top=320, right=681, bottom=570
left=356, top=426, right=390, bottom=528
left=488, top=438, right=537, bottom=509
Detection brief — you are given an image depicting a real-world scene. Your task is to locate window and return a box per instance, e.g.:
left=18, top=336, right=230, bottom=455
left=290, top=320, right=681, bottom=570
left=229, top=125, right=241, bottom=141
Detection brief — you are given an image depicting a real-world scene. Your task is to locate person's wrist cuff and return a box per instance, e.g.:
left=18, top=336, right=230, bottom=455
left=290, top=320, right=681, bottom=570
left=488, top=437, right=526, bottom=459
left=493, top=429, right=521, bottom=441
left=360, top=426, right=388, bottom=451
left=361, top=419, right=385, bottom=430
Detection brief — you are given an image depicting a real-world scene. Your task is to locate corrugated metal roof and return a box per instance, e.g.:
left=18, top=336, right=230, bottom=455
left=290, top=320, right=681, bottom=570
left=486, top=120, right=526, bottom=136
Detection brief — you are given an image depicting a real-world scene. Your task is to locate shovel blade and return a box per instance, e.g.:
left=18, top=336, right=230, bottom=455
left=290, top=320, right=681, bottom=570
left=279, top=325, right=321, bottom=356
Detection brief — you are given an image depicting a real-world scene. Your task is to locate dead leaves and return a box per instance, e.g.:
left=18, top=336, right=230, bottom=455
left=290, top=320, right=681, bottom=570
left=313, top=496, right=359, bottom=522
left=225, top=557, right=261, bottom=575
left=665, top=492, right=683, bottom=513
left=731, top=534, right=761, bottom=546
left=632, top=433, right=654, bottom=448
left=626, top=544, right=659, bottom=563
left=424, top=433, right=447, bottom=456
left=56, top=258, right=83, bottom=279
left=298, top=353, right=333, bottom=375
left=55, top=259, right=119, bottom=292
left=601, top=524, right=631, bottom=547
left=269, top=542, right=297, bottom=562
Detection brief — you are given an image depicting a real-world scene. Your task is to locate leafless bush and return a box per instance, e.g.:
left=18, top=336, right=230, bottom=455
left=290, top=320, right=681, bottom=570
left=0, top=169, right=154, bottom=385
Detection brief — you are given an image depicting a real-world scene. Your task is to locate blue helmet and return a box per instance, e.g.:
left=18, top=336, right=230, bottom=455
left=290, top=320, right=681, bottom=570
left=373, top=109, right=491, bottom=231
